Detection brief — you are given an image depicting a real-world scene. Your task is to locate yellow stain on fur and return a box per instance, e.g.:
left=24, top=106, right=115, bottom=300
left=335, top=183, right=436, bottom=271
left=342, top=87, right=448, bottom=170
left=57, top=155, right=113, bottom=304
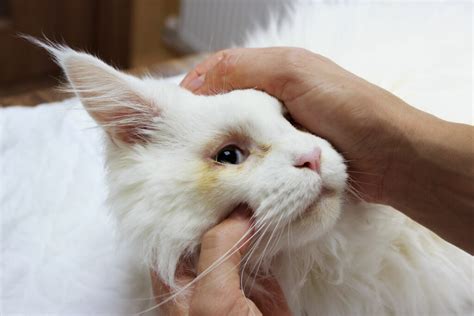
left=196, top=162, right=220, bottom=195
left=196, top=143, right=271, bottom=194
left=252, top=143, right=272, bottom=159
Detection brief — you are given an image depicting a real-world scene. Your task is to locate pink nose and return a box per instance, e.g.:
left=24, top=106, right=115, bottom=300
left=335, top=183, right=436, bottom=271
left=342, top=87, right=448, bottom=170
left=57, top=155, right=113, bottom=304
left=294, top=147, right=321, bottom=172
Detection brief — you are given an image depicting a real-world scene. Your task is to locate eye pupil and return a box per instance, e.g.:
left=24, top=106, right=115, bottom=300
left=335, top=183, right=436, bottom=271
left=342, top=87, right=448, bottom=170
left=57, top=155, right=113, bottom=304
left=222, top=150, right=236, bottom=163
left=215, top=145, right=244, bottom=164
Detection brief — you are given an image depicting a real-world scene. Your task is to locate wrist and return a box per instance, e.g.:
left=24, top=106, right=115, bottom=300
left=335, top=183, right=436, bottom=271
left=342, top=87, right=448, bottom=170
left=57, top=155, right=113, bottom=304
left=380, top=104, right=441, bottom=208
left=381, top=107, right=474, bottom=252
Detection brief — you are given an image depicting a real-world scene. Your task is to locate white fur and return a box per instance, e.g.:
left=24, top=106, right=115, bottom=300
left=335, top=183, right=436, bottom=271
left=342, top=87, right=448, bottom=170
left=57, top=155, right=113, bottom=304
left=44, top=2, right=472, bottom=315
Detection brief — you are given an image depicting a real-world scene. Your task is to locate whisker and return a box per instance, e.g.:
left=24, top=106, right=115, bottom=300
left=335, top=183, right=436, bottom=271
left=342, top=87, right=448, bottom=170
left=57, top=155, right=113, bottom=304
left=347, top=177, right=378, bottom=187
left=346, top=185, right=364, bottom=202
left=137, top=220, right=265, bottom=315
left=245, top=210, right=286, bottom=294
left=348, top=170, right=382, bottom=176
left=240, top=221, right=274, bottom=291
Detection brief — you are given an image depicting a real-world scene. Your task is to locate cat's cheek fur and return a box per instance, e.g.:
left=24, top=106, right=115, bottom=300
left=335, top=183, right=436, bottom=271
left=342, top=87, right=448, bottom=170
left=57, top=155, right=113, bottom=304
left=285, top=193, right=345, bottom=250
left=104, top=145, right=255, bottom=287
left=38, top=3, right=473, bottom=312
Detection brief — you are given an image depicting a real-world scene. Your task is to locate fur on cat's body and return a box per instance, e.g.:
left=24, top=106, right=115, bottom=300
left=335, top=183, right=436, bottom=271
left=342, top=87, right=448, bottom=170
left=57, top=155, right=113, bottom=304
left=274, top=203, right=472, bottom=315
left=38, top=2, right=472, bottom=315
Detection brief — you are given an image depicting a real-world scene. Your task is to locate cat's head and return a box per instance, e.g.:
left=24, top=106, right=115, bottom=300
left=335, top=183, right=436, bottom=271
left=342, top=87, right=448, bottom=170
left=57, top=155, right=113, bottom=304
left=48, top=45, right=347, bottom=286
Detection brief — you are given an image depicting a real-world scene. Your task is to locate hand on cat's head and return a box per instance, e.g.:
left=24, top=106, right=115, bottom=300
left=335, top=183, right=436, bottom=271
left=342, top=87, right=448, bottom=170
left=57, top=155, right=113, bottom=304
left=151, top=205, right=291, bottom=316
left=181, top=47, right=420, bottom=204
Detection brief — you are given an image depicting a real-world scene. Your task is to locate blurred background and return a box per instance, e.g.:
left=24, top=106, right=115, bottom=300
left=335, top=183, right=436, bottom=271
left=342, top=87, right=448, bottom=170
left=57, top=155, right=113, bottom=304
left=0, top=0, right=288, bottom=102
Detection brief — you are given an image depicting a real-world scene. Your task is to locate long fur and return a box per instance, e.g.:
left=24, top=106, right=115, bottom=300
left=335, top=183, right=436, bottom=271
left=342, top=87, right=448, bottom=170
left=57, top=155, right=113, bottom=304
left=35, top=2, right=472, bottom=315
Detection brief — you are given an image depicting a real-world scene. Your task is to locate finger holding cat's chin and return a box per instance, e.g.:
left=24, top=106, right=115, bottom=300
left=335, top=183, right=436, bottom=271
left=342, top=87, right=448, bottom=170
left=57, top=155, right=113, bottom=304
left=197, top=204, right=254, bottom=277
left=150, top=206, right=253, bottom=289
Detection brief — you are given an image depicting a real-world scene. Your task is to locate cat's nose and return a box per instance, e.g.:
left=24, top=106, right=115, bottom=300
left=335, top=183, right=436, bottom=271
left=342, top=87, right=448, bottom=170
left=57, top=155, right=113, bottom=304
left=294, top=147, right=321, bottom=173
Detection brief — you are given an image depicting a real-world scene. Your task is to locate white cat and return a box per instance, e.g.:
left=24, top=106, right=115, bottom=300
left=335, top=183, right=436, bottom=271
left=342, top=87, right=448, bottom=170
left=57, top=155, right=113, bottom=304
left=34, top=2, right=472, bottom=315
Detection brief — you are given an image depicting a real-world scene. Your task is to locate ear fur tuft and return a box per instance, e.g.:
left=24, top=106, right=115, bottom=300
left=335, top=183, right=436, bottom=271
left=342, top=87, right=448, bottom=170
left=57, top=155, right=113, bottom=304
left=25, top=35, right=160, bottom=145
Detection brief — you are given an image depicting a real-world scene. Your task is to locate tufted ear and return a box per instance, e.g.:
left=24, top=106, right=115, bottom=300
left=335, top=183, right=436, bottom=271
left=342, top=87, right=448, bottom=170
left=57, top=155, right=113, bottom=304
left=29, top=37, right=160, bottom=144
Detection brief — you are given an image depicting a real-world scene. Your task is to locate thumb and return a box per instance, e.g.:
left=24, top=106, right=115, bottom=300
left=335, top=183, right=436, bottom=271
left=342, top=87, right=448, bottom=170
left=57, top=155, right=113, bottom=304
left=196, top=205, right=253, bottom=287
left=188, top=206, right=258, bottom=315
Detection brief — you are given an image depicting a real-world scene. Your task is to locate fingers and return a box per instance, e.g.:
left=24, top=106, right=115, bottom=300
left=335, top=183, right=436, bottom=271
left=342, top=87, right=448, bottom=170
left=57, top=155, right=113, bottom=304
left=180, top=51, right=225, bottom=90
left=151, top=205, right=291, bottom=316
left=250, top=276, right=293, bottom=316
left=150, top=254, right=196, bottom=315
left=180, top=47, right=301, bottom=101
left=150, top=270, right=190, bottom=316
left=189, top=206, right=259, bottom=315
left=196, top=206, right=253, bottom=290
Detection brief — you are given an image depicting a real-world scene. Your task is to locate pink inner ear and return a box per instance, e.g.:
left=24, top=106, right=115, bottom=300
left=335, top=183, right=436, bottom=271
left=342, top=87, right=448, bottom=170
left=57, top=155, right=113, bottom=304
left=90, top=95, right=160, bottom=145
left=57, top=50, right=161, bottom=144
left=104, top=108, right=158, bottom=144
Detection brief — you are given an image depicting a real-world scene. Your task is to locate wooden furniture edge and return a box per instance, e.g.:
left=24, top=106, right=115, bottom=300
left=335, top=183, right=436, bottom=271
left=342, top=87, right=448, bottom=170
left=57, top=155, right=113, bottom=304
left=0, top=53, right=207, bottom=107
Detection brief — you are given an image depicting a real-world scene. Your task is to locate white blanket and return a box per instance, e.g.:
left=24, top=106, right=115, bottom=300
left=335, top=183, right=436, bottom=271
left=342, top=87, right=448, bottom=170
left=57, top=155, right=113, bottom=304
left=1, top=74, right=183, bottom=315
left=1, top=98, right=150, bottom=314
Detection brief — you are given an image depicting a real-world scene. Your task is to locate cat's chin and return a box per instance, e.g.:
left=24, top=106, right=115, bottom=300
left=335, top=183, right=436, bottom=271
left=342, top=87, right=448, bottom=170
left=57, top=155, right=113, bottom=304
left=299, top=187, right=334, bottom=218
left=282, top=188, right=344, bottom=250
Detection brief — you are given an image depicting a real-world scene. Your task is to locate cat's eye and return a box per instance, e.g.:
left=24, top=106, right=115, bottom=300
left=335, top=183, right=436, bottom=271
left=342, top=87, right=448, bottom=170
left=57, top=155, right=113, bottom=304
left=214, top=145, right=246, bottom=165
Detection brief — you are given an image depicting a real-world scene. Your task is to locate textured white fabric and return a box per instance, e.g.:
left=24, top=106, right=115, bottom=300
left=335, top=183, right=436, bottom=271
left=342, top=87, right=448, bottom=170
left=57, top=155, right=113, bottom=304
left=0, top=75, right=183, bottom=314
left=1, top=99, right=143, bottom=314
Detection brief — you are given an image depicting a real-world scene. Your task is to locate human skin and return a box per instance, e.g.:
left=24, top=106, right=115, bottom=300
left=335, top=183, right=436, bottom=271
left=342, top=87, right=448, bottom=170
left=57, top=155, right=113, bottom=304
left=151, top=207, right=292, bottom=316
left=180, top=47, right=474, bottom=254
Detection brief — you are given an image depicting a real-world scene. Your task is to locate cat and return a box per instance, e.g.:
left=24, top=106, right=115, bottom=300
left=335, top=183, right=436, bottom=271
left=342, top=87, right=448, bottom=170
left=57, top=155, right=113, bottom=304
left=32, top=2, right=472, bottom=315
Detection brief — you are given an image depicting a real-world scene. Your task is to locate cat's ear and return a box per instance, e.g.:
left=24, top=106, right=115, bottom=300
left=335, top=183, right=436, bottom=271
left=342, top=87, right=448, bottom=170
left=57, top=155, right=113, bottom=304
left=29, top=37, right=159, bottom=144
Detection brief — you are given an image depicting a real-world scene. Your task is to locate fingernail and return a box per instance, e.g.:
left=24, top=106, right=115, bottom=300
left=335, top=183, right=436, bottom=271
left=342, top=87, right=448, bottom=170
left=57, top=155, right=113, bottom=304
left=188, top=74, right=205, bottom=91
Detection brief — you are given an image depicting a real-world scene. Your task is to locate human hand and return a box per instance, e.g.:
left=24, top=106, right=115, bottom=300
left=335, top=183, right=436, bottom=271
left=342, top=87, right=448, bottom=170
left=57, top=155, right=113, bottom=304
left=151, top=207, right=292, bottom=315
left=180, top=47, right=428, bottom=204
left=180, top=47, right=474, bottom=253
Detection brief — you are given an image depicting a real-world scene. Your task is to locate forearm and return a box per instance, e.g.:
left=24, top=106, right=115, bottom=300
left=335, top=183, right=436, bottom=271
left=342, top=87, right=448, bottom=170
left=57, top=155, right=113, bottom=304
left=385, top=110, right=474, bottom=253
left=179, top=46, right=474, bottom=253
